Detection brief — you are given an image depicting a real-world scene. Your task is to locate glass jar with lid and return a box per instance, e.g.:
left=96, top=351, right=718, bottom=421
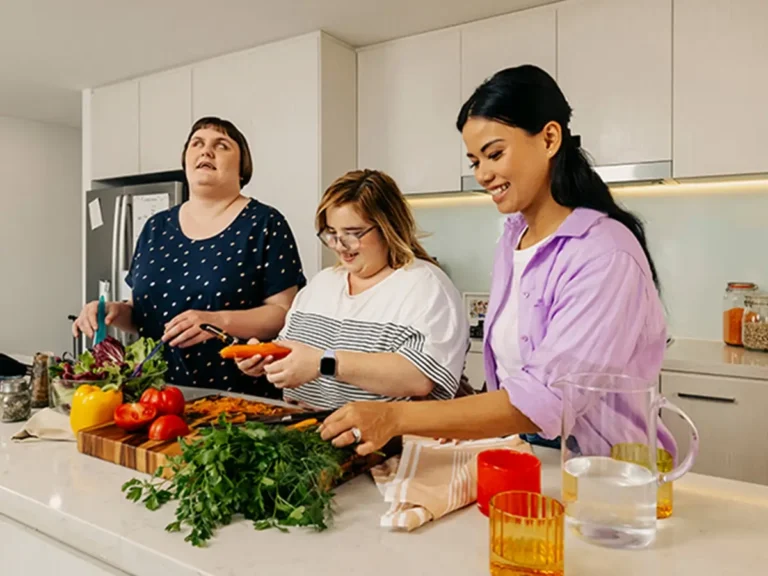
left=0, top=376, right=32, bottom=423
left=743, top=293, right=768, bottom=352
left=723, top=282, right=758, bottom=346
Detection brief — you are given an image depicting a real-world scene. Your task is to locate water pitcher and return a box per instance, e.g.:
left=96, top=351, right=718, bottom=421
left=556, top=373, right=699, bottom=549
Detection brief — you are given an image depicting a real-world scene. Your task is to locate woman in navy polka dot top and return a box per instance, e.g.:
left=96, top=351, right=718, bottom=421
left=73, top=117, right=306, bottom=397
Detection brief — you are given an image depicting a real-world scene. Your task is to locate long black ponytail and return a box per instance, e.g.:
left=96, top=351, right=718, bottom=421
left=457, top=65, right=660, bottom=289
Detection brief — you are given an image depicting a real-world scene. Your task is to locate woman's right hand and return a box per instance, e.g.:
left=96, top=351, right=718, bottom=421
left=72, top=300, right=131, bottom=339
left=235, top=338, right=275, bottom=377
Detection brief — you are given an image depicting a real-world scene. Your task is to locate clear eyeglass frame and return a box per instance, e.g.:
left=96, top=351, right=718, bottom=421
left=317, top=226, right=376, bottom=251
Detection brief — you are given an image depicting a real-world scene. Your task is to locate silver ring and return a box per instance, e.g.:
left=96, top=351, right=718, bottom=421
left=351, top=427, right=362, bottom=444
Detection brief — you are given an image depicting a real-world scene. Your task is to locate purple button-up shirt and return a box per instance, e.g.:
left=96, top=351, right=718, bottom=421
left=484, top=208, right=670, bottom=454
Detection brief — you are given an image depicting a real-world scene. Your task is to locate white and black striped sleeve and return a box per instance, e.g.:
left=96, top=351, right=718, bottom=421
left=394, top=284, right=470, bottom=400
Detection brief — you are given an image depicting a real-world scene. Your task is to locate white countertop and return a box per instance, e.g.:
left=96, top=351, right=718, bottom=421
left=663, top=338, right=768, bottom=380
left=2, top=417, right=768, bottom=575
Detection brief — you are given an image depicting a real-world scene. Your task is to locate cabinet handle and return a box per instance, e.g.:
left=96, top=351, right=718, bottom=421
left=677, top=392, right=736, bottom=404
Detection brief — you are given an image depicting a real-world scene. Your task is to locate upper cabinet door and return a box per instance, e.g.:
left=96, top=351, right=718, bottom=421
left=91, top=80, right=139, bottom=180
left=460, top=7, right=557, bottom=177
left=139, top=68, right=192, bottom=174
left=193, top=34, right=322, bottom=279
left=358, top=30, right=461, bottom=194
left=557, top=0, right=672, bottom=167
left=192, top=51, right=254, bottom=135
left=674, top=0, right=768, bottom=179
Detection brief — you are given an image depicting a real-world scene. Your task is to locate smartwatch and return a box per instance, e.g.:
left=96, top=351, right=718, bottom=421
left=319, top=349, right=337, bottom=377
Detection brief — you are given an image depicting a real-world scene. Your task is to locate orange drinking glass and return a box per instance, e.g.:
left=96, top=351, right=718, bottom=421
left=477, top=450, right=542, bottom=516
left=489, top=491, right=565, bottom=576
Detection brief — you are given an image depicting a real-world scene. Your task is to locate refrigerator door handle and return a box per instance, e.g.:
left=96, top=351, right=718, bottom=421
left=117, top=194, right=129, bottom=293
left=117, top=195, right=130, bottom=346
left=111, top=195, right=122, bottom=302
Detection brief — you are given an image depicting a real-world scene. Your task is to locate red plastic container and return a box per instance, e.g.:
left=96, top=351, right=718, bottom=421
left=477, top=449, right=542, bottom=516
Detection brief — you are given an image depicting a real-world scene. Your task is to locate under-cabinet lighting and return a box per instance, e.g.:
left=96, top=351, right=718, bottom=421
left=406, top=177, right=768, bottom=207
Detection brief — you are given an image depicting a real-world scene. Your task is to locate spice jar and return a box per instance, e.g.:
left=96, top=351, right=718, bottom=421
left=0, top=376, right=32, bottom=423
left=30, top=352, right=51, bottom=408
left=743, top=293, right=768, bottom=352
left=723, top=282, right=758, bottom=346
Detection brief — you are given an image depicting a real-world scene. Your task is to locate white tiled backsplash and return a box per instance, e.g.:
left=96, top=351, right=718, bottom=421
left=411, top=187, right=768, bottom=342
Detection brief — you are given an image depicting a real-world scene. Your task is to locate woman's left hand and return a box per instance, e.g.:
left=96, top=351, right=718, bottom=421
left=163, top=310, right=220, bottom=348
left=263, top=340, right=322, bottom=389
left=319, top=402, right=401, bottom=456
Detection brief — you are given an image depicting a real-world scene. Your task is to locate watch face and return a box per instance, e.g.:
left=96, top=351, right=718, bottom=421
left=320, top=356, right=336, bottom=377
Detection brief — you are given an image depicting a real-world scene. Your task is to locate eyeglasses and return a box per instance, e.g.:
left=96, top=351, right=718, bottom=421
left=317, top=226, right=376, bottom=251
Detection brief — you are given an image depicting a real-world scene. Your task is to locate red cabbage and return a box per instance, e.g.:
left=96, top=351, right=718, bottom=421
left=92, top=336, right=125, bottom=367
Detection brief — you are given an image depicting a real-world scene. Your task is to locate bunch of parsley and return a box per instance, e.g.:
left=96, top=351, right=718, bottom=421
left=122, top=417, right=353, bottom=546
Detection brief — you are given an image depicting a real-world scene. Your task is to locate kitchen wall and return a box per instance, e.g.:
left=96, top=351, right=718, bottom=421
left=0, top=116, right=81, bottom=357
left=410, top=184, right=768, bottom=341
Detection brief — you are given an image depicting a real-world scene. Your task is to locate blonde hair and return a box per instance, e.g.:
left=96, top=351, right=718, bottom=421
left=316, top=170, right=437, bottom=269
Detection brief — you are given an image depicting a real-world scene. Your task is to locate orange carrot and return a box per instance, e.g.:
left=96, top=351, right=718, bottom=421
left=219, top=343, right=291, bottom=360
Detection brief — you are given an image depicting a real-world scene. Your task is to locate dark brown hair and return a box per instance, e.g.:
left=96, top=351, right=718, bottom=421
left=181, top=117, right=253, bottom=187
left=457, top=65, right=659, bottom=289
left=316, top=169, right=437, bottom=269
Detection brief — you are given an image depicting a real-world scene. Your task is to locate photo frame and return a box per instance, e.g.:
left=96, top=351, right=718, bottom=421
left=463, top=292, right=489, bottom=340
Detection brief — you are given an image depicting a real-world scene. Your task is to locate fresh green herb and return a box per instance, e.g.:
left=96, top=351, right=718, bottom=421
left=121, top=416, right=353, bottom=547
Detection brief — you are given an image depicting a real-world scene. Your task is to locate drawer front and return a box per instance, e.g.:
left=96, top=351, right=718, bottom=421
left=661, top=371, right=768, bottom=485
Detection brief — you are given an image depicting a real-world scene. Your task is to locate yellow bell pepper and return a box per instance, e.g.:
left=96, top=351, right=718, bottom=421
left=70, top=384, right=123, bottom=434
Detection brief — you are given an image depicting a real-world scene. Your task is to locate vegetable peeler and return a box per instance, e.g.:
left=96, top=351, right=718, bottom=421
left=199, top=324, right=244, bottom=346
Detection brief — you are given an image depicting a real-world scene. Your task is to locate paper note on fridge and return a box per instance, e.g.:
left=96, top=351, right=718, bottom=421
left=88, top=198, right=104, bottom=230
left=132, top=193, right=170, bottom=248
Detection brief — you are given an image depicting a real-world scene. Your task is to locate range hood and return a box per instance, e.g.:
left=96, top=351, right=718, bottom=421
left=460, top=159, right=673, bottom=192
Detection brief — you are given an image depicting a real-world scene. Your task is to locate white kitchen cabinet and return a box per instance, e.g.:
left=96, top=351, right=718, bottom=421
left=460, top=7, right=557, bottom=177
left=193, top=32, right=356, bottom=280
left=139, top=67, right=192, bottom=174
left=90, top=80, right=139, bottom=179
left=358, top=29, right=461, bottom=194
left=661, top=371, right=768, bottom=485
left=673, top=0, right=768, bottom=178
left=557, top=0, right=672, bottom=167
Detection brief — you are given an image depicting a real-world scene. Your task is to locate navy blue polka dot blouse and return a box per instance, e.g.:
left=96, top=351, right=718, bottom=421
left=126, top=199, right=306, bottom=396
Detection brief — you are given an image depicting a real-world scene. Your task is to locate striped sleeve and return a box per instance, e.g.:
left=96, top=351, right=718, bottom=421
left=394, top=281, right=469, bottom=400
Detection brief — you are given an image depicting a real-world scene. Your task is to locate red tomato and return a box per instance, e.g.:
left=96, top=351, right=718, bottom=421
left=114, top=403, right=157, bottom=432
left=148, top=414, right=190, bottom=441
left=139, top=385, right=185, bottom=416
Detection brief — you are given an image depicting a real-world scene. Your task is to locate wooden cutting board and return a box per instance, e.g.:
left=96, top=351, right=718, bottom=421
left=76, top=395, right=402, bottom=482
left=77, top=421, right=183, bottom=476
left=76, top=394, right=304, bottom=476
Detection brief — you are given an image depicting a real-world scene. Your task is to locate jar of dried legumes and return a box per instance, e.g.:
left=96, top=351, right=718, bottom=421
left=743, top=293, right=768, bottom=352
left=723, top=282, right=758, bottom=346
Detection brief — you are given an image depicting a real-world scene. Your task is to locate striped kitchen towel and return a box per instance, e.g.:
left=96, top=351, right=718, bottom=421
left=371, top=435, right=532, bottom=531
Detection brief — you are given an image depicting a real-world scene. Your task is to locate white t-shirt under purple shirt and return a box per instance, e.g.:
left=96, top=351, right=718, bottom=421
left=490, top=230, right=547, bottom=383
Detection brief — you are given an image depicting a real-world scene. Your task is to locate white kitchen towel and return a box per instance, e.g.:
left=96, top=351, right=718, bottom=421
left=12, top=408, right=75, bottom=442
left=370, top=435, right=532, bottom=531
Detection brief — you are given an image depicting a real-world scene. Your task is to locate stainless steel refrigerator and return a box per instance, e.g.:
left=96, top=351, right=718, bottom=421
left=84, top=182, right=185, bottom=345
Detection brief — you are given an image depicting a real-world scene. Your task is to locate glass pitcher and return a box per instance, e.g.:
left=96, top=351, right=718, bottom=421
left=556, top=373, right=699, bottom=549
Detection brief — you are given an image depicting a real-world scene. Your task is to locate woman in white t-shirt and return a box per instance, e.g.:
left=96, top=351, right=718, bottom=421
left=236, top=169, right=470, bottom=410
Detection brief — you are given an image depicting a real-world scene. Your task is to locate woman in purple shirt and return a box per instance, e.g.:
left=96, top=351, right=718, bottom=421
left=320, top=65, right=667, bottom=456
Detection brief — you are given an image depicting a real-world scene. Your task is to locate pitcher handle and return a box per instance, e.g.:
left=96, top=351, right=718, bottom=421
left=655, top=396, right=700, bottom=484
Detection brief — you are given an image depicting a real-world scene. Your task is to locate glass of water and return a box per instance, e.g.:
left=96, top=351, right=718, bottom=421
left=556, top=373, right=699, bottom=549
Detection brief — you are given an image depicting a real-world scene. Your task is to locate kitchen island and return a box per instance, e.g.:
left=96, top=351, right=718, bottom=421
left=1, top=417, right=768, bottom=576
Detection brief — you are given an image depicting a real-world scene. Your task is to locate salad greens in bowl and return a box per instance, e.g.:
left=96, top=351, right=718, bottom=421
left=49, top=336, right=168, bottom=413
